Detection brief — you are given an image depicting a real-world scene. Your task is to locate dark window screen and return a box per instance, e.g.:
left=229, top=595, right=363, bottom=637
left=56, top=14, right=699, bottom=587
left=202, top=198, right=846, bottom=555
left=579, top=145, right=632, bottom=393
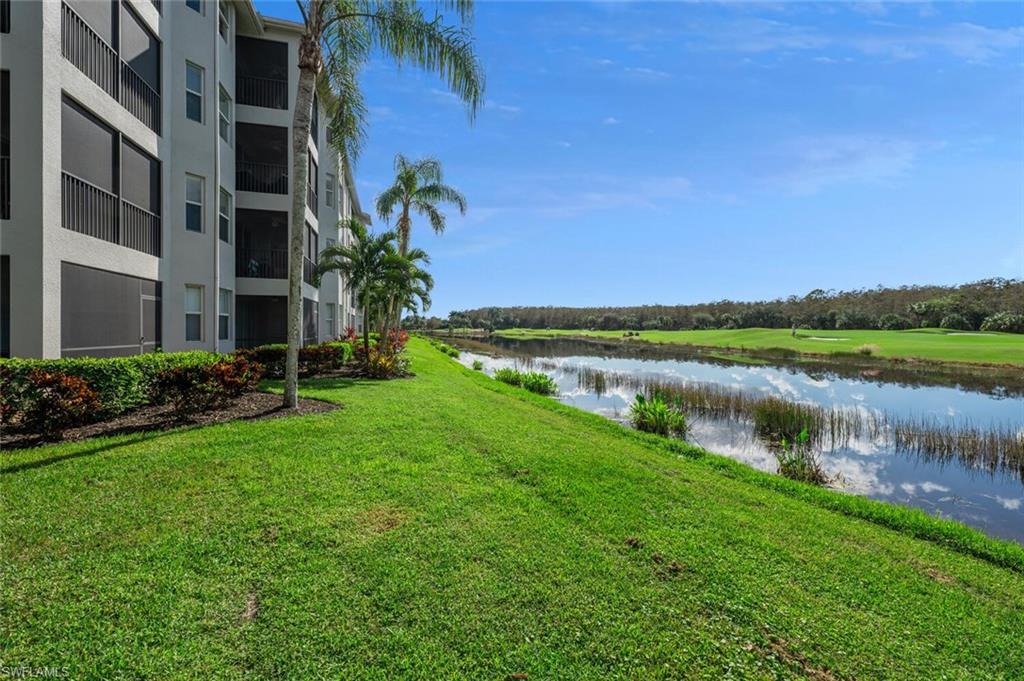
left=61, top=97, right=117, bottom=193
left=61, top=262, right=161, bottom=357
left=1, top=255, right=9, bottom=357
left=120, top=3, right=160, bottom=91
left=66, top=0, right=116, bottom=45
left=121, top=139, right=160, bottom=213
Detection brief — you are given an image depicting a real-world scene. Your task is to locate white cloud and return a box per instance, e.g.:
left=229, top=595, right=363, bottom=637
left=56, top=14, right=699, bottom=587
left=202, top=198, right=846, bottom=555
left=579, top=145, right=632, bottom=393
left=556, top=140, right=572, bottom=148
left=485, top=99, right=522, bottom=114
left=766, top=134, right=925, bottom=195
left=623, top=66, right=672, bottom=80
left=602, top=116, right=620, bottom=125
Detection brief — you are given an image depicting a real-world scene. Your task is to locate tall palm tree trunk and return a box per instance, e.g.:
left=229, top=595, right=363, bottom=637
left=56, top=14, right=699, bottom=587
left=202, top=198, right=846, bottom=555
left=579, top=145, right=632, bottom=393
left=284, top=36, right=319, bottom=408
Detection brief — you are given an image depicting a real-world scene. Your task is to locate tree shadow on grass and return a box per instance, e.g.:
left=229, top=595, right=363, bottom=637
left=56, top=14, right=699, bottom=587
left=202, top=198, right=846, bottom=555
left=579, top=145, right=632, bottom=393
left=1, top=430, right=178, bottom=475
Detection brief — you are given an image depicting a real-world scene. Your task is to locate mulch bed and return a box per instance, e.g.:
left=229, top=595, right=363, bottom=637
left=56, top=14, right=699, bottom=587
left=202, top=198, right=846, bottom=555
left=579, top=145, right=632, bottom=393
left=1, top=392, right=340, bottom=451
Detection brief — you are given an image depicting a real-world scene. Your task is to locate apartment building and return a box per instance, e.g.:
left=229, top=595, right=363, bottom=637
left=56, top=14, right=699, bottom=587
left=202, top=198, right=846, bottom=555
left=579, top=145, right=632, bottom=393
left=0, top=0, right=370, bottom=359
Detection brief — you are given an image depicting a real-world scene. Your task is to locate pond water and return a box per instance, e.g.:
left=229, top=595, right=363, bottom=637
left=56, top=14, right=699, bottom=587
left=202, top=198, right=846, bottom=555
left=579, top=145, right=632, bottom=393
left=449, top=336, right=1024, bottom=544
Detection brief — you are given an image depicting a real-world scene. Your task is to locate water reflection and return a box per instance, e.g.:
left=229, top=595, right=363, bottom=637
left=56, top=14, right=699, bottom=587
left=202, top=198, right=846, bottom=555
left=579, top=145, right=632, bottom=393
left=451, top=338, right=1024, bottom=544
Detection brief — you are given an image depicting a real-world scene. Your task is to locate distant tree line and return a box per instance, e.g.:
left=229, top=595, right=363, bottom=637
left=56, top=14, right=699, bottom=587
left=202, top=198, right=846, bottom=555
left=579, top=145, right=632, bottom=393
left=406, top=279, right=1024, bottom=333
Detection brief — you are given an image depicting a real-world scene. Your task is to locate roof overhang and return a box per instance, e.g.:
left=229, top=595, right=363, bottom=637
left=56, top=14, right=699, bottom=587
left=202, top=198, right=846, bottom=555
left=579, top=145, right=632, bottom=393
left=231, top=0, right=264, bottom=35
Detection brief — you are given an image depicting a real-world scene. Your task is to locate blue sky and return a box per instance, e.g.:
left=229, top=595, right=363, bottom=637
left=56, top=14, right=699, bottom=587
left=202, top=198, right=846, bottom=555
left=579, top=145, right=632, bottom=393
left=255, top=1, right=1024, bottom=317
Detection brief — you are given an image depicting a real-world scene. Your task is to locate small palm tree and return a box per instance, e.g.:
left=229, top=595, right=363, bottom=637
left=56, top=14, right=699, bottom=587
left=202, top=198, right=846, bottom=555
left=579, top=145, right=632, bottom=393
left=282, top=0, right=484, bottom=407
left=316, top=218, right=403, bottom=354
left=376, top=155, right=467, bottom=256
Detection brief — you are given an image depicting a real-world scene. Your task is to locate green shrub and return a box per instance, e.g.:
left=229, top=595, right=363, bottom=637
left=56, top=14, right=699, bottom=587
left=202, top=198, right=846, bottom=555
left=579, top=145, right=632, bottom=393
left=629, top=394, right=687, bottom=437
left=19, top=370, right=101, bottom=438
left=877, top=313, right=913, bottom=331
left=940, top=313, right=972, bottom=331
left=236, top=342, right=352, bottom=378
left=472, top=360, right=484, bottom=371
left=153, top=356, right=264, bottom=419
left=980, top=312, right=1024, bottom=334
left=493, top=368, right=522, bottom=387
left=0, top=351, right=219, bottom=421
left=519, top=372, right=558, bottom=395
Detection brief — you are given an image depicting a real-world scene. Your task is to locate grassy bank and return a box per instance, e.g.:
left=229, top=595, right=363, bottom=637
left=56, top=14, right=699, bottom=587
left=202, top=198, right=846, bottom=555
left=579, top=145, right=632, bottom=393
left=492, top=327, right=1024, bottom=365
left=3, top=339, right=1023, bottom=678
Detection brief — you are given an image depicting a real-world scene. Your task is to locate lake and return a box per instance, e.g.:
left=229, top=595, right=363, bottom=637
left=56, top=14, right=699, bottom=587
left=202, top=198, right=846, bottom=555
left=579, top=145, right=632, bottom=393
left=448, top=335, right=1024, bottom=544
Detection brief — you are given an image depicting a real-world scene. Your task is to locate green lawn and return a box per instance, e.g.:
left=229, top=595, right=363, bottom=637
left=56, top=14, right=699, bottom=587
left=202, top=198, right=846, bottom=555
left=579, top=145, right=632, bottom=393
left=493, top=327, right=1024, bottom=365
left=3, top=339, right=1023, bottom=678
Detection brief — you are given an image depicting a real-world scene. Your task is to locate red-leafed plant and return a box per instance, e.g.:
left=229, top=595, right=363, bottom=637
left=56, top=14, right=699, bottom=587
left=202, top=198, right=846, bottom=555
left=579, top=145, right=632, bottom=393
left=22, top=370, right=101, bottom=438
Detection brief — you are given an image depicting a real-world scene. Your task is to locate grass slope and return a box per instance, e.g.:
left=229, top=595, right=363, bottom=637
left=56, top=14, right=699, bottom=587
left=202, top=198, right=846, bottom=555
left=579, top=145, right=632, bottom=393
left=3, top=340, right=1023, bottom=679
left=493, top=327, right=1024, bottom=365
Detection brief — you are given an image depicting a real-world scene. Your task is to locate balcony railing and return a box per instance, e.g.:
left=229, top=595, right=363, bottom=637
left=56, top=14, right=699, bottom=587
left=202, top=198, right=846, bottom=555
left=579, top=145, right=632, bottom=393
left=236, top=160, right=288, bottom=194
left=306, top=184, right=318, bottom=218
left=237, top=75, right=288, bottom=110
left=61, top=3, right=161, bottom=134
left=61, top=172, right=161, bottom=256
left=303, top=257, right=316, bottom=285
left=237, top=247, right=288, bottom=279
left=62, top=3, right=118, bottom=99
left=120, top=61, right=161, bottom=134
left=1, top=156, right=9, bottom=220
left=121, top=199, right=161, bottom=256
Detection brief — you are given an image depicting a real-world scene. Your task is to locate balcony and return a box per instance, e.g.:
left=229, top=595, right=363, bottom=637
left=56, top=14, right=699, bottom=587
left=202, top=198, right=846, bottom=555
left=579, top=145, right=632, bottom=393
left=303, top=256, right=316, bottom=285
left=237, top=246, right=288, bottom=279
left=1, top=156, right=8, bottom=220
left=237, top=75, right=288, bottom=110
left=306, top=183, right=318, bottom=218
left=62, top=172, right=161, bottom=256
left=237, top=161, right=288, bottom=195
left=61, top=2, right=161, bottom=134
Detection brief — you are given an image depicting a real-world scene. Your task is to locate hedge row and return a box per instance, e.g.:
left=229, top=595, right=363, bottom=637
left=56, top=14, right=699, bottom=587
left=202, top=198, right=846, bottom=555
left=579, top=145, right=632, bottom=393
left=235, top=341, right=353, bottom=378
left=0, top=351, right=220, bottom=419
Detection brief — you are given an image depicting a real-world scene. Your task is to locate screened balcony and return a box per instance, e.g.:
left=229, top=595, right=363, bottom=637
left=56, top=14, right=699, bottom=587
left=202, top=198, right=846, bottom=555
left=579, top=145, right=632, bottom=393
left=236, top=37, right=289, bottom=110
left=236, top=123, right=288, bottom=194
left=61, top=1, right=161, bottom=134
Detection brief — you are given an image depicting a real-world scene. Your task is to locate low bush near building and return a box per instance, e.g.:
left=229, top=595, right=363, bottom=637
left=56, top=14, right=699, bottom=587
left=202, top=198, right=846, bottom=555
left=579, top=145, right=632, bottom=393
left=0, top=352, right=219, bottom=424
left=629, top=394, right=687, bottom=437
left=236, top=342, right=353, bottom=378
left=16, top=370, right=101, bottom=438
left=153, top=356, right=264, bottom=419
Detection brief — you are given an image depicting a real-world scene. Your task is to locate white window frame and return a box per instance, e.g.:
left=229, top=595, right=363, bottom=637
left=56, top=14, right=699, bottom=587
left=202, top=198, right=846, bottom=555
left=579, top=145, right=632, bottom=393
left=219, top=288, right=232, bottom=341
left=218, top=3, right=229, bottom=41
left=218, top=187, right=232, bottom=243
left=218, top=86, right=231, bottom=143
left=185, top=62, right=204, bottom=123
left=185, top=174, right=204, bottom=232
left=325, top=173, right=335, bottom=207
left=325, top=303, right=335, bottom=339
left=185, top=285, right=204, bottom=342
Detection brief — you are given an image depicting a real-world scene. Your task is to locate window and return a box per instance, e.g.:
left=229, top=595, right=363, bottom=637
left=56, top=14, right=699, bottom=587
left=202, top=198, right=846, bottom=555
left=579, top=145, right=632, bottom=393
left=185, top=285, right=203, bottom=341
left=325, top=173, right=335, bottom=207
left=218, top=288, right=231, bottom=340
left=1, top=0, right=9, bottom=34
left=325, top=303, right=335, bottom=339
left=185, top=62, right=203, bottom=122
left=218, top=87, right=231, bottom=143
left=219, top=188, right=231, bottom=243
left=218, top=3, right=229, bottom=40
left=185, top=0, right=202, bottom=13
left=185, top=174, right=203, bottom=232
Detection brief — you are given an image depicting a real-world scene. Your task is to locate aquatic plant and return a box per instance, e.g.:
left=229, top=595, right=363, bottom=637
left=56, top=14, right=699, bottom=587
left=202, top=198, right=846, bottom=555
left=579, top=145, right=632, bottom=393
left=855, top=343, right=881, bottom=356
left=752, top=398, right=825, bottom=443
left=775, top=429, right=829, bottom=486
left=472, top=360, right=484, bottom=371
left=493, top=368, right=558, bottom=395
left=629, top=394, right=688, bottom=437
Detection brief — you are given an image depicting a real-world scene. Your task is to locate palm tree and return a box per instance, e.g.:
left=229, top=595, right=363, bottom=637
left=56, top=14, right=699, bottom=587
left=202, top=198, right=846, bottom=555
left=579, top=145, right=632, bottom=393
left=378, top=246, right=433, bottom=336
left=375, top=155, right=467, bottom=256
left=282, top=0, right=484, bottom=408
left=316, top=219, right=403, bottom=355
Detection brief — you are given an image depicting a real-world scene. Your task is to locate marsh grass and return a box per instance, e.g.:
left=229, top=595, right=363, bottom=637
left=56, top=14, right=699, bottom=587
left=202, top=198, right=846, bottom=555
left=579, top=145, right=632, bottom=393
left=567, top=363, right=1024, bottom=480
left=775, top=429, right=830, bottom=486
left=629, top=394, right=688, bottom=437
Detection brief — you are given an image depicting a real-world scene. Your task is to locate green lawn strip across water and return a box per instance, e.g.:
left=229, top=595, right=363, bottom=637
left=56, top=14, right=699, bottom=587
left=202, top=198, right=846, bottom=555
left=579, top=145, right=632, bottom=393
left=3, top=339, right=1023, bottom=678
left=493, top=327, right=1024, bottom=366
